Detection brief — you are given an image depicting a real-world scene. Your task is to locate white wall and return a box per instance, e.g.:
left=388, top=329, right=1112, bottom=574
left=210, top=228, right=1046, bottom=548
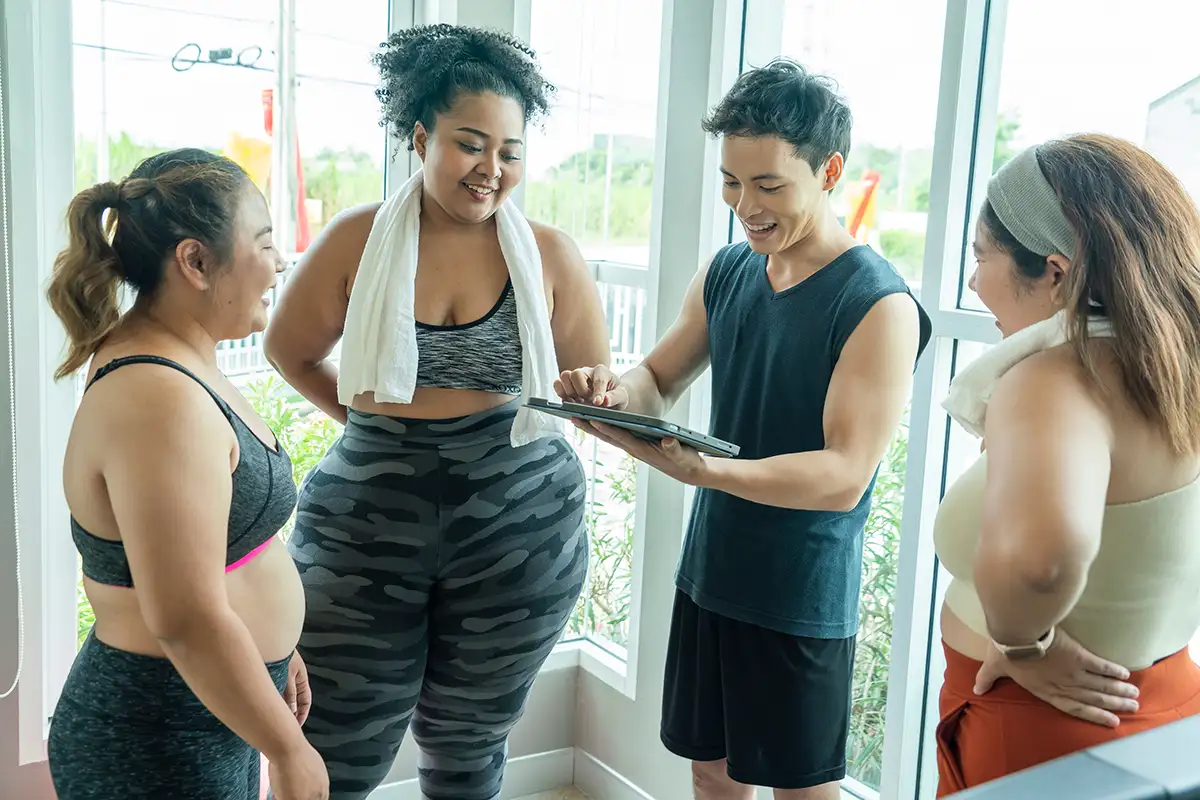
left=1146, top=77, right=1200, bottom=204
left=0, top=582, right=55, bottom=800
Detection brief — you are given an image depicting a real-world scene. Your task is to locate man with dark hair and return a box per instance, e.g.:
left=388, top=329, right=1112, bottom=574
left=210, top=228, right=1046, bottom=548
left=557, top=58, right=931, bottom=798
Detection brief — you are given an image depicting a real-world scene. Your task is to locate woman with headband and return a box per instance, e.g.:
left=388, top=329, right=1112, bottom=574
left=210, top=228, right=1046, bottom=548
left=933, top=134, right=1200, bottom=795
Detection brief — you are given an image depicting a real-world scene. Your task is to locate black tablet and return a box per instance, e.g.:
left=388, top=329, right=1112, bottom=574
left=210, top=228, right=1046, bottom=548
left=526, top=398, right=740, bottom=458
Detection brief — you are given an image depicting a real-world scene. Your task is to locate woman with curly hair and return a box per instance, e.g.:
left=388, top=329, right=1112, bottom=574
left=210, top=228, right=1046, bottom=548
left=264, top=24, right=610, bottom=800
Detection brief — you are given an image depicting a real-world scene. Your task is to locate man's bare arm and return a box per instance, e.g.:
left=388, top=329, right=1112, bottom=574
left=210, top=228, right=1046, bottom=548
left=557, top=255, right=712, bottom=416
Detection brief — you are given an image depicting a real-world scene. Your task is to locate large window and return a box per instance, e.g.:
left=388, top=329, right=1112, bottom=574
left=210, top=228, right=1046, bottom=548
left=744, top=0, right=948, bottom=790
left=959, top=0, right=1200, bottom=311
left=527, top=0, right=662, bottom=656
left=69, top=0, right=389, bottom=647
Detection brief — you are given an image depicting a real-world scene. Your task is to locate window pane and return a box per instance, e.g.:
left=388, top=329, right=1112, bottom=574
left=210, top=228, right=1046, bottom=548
left=960, top=0, right=1200, bottom=309
left=777, top=0, right=947, bottom=308
left=526, top=0, right=662, bottom=268
left=72, top=0, right=281, bottom=647
left=920, top=339, right=990, bottom=799
left=528, top=0, right=661, bottom=655
left=294, top=0, right=388, bottom=245
left=760, top=0, right=947, bottom=789
left=72, top=0, right=278, bottom=191
left=69, top=1, right=384, bottom=647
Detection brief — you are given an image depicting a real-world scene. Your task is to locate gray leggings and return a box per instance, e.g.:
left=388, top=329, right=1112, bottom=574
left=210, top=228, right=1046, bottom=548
left=288, top=401, right=588, bottom=800
left=48, top=630, right=290, bottom=799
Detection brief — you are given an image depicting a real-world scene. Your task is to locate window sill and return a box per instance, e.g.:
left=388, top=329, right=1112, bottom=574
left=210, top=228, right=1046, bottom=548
left=548, top=638, right=632, bottom=698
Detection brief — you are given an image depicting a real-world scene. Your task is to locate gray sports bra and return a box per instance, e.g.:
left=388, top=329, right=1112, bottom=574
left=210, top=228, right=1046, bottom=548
left=414, top=279, right=524, bottom=395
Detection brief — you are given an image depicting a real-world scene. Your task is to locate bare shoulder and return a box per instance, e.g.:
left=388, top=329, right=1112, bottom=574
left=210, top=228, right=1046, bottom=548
left=863, top=291, right=920, bottom=327
left=85, top=363, right=234, bottom=456
left=528, top=219, right=588, bottom=277
left=843, top=292, right=920, bottom=355
left=312, top=202, right=381, bottom=259
left=993, top=346, right=1107, bottom=424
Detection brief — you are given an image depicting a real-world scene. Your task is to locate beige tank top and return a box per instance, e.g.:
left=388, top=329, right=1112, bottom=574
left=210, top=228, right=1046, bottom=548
left=934, top=452, right=1200, bottom=670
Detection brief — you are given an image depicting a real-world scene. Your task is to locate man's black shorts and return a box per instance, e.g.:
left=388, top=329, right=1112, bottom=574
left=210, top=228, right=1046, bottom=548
left=660, top=590, right=856, bottom=790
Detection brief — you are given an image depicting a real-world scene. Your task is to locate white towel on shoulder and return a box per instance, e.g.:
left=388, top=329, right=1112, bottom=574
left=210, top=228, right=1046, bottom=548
left=337, top=169, right=564, bottom=446
left=942, top=309, right=1113, bottom=439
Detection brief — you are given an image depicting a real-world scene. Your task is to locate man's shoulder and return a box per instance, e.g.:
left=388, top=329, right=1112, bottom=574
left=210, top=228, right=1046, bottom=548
left=703, top=241, right=760, bottom=300
left=839, top=245, right=909, bottom=289
left=709, top=240, right=759, bottom=274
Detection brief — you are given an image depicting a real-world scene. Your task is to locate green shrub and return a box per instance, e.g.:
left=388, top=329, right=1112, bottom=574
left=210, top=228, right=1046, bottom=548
left=879, top=229, right=926, bottom=282
left=846, top=413, right=909, bottom=789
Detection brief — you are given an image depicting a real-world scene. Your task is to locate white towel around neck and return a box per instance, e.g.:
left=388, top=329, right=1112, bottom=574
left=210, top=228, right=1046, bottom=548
left=337, top=169, right=564, bottom=446
left=942, top=309, right=1113, bottom=439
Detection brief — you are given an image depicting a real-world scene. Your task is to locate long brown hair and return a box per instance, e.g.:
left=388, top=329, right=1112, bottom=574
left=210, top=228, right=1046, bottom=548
left=45, top=149, right=249, bottom=379
left=1037, top=134, right=1200, bottom=454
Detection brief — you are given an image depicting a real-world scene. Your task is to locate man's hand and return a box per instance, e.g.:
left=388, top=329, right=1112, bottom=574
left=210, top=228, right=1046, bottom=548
left=554, top=365, right=629, bottom=410
left=587, top=421, right=709, bottom=486
left=284, top=652, right=312, bottom=727
left=974, top=627, right=1139, bottom=727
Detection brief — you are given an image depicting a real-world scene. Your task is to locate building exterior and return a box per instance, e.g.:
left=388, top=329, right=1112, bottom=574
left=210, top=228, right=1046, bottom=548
left=1146, top=74, right=1200, bottom=203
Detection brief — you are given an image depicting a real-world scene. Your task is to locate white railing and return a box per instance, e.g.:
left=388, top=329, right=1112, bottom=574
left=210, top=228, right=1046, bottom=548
left=218, top=260, right=651, bottom=377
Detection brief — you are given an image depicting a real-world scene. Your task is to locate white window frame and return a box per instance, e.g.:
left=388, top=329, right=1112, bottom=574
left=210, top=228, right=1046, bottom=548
left=474, top=0, right=722, bottom=700
left=6, top=0, right=80, bottom=765
left=4, top=0, right=418, bottom=765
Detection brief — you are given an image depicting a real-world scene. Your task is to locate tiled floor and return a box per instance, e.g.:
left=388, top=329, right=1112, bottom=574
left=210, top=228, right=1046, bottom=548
left=517, top=790, right=589, bottom=800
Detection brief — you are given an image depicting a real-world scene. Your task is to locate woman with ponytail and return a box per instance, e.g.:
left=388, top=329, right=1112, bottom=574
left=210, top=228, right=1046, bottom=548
left=933, top=134, right=1200, bottom=794
left=46, top=148, right=327, bottom=800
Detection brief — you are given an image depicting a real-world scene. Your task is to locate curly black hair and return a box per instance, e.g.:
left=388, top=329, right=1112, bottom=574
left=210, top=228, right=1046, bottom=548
left=702, top=58, right=852, bottom=171
left=372, top=24, right=555, bottom=151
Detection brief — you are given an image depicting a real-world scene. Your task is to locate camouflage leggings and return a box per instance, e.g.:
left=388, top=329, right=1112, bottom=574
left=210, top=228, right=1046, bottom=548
left=287, top=401, right=588, bottom=800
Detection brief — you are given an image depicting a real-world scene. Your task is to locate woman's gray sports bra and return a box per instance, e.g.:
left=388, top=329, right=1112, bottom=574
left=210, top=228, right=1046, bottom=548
left=414, top=278, right=524, bottom=395
left=71, top=355, right=296, bottom=588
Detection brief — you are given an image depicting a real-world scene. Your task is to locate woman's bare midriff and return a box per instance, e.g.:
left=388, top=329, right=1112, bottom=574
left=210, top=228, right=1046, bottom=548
left=86, top=538, right=305, bottom=663
left=351, top=386, right=519, bottom=420
left=940, top=601, right=991, bottom=662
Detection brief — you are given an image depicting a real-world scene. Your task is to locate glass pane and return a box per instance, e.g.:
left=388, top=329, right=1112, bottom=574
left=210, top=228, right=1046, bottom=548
left=528, top=0, right=661, bottom=655
left=526, top=0, right=662, bottom=268
left=919, top=339, right=992, bottom=799
left=960, top=0, right=1200, bottom=309
left=763, top=0, right=948, bottom=789
left=854, top=399, right=912, bottom=789
left=71, top=0, right=280, bottom=647
left=69, top=1, right=386, bottom=644
left=777, top=0, right=947, bottom=309
left=72, top=0, right=278, bottom=192
left=241, top=2, right=387, bottom=538
left=294, top=0, right=388, bottom=247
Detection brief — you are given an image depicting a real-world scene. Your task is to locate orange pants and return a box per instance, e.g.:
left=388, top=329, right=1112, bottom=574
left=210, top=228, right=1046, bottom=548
left=936, top=640, right=1200, bottom=797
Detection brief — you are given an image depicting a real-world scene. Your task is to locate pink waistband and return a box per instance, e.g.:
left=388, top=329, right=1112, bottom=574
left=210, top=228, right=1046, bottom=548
left=225, top=538, right=274, bottom=573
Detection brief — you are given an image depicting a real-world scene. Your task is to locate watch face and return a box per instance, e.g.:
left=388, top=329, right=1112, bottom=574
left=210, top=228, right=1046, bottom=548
left=1001, top=644, right=1045, bottom=661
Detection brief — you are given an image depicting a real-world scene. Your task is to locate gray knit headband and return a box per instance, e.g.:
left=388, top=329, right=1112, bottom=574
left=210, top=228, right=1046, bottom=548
left=985, top=145, right=1076, bottom=260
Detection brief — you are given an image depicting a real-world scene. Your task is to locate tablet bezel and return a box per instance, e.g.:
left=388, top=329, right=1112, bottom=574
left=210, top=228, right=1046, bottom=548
left=525, top=398, right=740, bottom=458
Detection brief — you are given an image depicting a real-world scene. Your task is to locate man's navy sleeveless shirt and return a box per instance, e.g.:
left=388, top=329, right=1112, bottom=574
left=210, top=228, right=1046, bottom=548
left=677, top=242, right=932, bottom=638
